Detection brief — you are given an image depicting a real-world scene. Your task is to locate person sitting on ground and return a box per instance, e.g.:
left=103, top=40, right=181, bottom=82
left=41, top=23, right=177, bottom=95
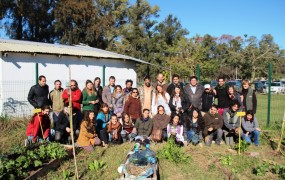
left=242, top=110, right=261, bottom=146
left=203, top=104, right=223, bottom=146
left=96, top=103, right=112, bottom=148
left=107, top=114, right=122, bottom=144
left=185, top=108, right=205, bottom=146
left=166, top=114, right=184, bottom=147
left=111, top=85, right=125, bottom=118
left=222, top=100, right=241, bottom=146
left=121, top=113, right=134, bottom=142
left=55, top=107, right=71, bottom=144
left=223, top=100, right=241, bottom=146
left=77, top=111, right=101, bottom=152
left=132, top=109, right=153, bottom=139
left=151, top=105, right=171, bottom=142
left=26, top=105, right=51, bottom=144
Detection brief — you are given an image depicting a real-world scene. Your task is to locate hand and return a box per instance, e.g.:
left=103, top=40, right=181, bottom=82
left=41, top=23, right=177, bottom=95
left=181, top=109, right=184, bottom=113
left=212, top=89, right=217, bottom=95
left=66, top=127, right=71, bottom=133
left=95, top=99, right=99, bottom=104
left=90, top=101, right=96, bottom=104
left=208, top=127, right=213, bottom=132
left=256, top=128, right=261, bottom=131
left=235, top=128, right=240, bottom=133
left=117, top=112, right=121, bottom=117
left=171, top=132, right=176, bottom=135
left=245, top=132, right=249, bottom=136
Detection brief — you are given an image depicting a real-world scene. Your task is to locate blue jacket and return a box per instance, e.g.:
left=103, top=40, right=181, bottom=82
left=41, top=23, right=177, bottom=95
left=96, top=112, right=111, bottom=131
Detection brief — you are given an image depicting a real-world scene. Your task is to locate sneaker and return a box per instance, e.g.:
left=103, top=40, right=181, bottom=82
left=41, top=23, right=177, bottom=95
left=24, top=139, right=28, bottom=147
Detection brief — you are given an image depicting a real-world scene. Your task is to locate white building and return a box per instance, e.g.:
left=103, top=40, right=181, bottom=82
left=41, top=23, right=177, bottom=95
left=0, top=39, right=148, bottom=117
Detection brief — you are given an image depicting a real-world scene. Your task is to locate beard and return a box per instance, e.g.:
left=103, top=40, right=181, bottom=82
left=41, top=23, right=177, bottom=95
left=145, top=82, right=151, bottom=87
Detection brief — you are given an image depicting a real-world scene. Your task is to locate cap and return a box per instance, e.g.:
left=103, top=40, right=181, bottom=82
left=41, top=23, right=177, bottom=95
left=204, top=84, right=211, bottom=89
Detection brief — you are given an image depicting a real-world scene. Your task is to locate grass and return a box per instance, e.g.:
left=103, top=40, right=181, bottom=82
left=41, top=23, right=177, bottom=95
left=256, top=94, right=285, bottom=129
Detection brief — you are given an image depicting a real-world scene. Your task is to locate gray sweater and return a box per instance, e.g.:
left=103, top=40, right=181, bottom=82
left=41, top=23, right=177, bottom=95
left=223, top=109, right=240, bottom=130
left=242, top=117, right=259, bottom=133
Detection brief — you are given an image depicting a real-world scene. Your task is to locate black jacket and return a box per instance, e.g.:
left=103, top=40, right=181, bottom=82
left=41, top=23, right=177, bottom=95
left=27, top=84, right=50, bottom=108
left=55, top=111, right=70, bottom=132
left=202, top=91, right=215, bottom=112
left=167, top=82, right=184, bottom=95
left=214, top=85, right=230, bottom=108
left=169, top=95, right=190, bottom=114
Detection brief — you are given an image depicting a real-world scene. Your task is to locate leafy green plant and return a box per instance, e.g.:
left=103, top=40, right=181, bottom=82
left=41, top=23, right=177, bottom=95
left=220, top=155, right=233, bottom=166
left=254, top=162, right=270, bottom=176
left=157, top=138, right=191, bottom=164
left=88, top=160, right=107, bottom=172
left=234, top=140, right=250, bottom=153
left=61, top=169, right=71, bottom=180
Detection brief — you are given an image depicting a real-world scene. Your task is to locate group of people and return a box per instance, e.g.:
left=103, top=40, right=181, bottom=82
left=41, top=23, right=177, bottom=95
left=25, top=73, right=261, bottom=151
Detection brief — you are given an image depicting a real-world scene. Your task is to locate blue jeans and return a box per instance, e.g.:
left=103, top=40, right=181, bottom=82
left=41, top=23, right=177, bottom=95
left=242, top=130, right=260, bottom=145
left=187, top=130, right=200, bottom=145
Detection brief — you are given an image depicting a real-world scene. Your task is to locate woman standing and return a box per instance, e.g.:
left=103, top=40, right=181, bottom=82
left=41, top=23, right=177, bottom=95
left=241, top=80, right=257, bottom=114
left=94, top=77, right=103, bottom=115
left=77, top=111, right=101, bottom=151
left=169, top=86, right=189, bottom=116
left=82, top=80, right=99, bottom=116
left=152, top=85, right=171, bottom=116
left=123, top=88, right=142, bottom=123
left=111, top=85, right=125, bottom=118
left=228, top=86, right=242, bottom=107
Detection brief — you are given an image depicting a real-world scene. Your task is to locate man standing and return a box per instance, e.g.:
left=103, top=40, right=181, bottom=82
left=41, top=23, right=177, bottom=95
left=49, top=80, right=64, bottom=126
left=201, top=84, right=215, bottom=115
left=214, top=76, right=230, bottom=115
left=166, top=74, right=184, bottom=95
left=153, top=73, right=168, bottom=92
left=62, top=80, right=82, bottom=133
left=28, top=75, right=50, bottom=108
left=102, top=76, right=115, bottom=110
left=123, top=79, right=133, bottom=94
left=138, top=76, right=154, bottom=111
left=184, top=76, right=204, bottom=110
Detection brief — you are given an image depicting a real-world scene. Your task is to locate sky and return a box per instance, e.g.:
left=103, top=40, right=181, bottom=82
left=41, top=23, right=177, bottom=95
left=1, top=0, right=284, bottom=49
left=148, top=0, right=285, bottom=49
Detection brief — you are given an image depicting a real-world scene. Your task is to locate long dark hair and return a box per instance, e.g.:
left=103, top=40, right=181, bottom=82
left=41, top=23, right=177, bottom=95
left=171, top=85, right=184, bottom=98
left=245, top=110, right=254, bottom=122
left=99, top=103, right=109, bottom=114
left=83, top=111, right=95, bottom=133
left=186, top=107, right=203, bottom=129
left=169, top=114, right=182, bottom=126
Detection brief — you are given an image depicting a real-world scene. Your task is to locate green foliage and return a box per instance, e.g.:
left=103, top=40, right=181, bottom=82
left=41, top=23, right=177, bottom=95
left=61, top=169, right=71, bottom=180
left=0, top=142, right=67, bottom=179
left=220, top=155, right=233, bottom=166
left=88, top=160, right=108, bottom=172
left=0, top=114, right=10, bottom=122
left=253, top=162, right=285, bottom=178
left=157, top=138, right=191, bottom=164
left=234, top=140, right=250, bottom=153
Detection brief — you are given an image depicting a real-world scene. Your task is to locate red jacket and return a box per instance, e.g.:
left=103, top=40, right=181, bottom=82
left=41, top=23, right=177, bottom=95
left=123, top=96, right=142, bottom=119
left=62, top=88, right=82, bottom=111
left=26, top=113, right=50, bottom=142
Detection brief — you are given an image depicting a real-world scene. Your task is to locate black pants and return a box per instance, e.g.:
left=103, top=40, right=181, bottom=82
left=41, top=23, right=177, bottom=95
left=100, top=127, right=109, bottom=144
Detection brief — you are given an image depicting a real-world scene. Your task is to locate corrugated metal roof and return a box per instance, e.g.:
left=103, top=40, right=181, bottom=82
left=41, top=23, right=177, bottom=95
left=0, top=39, right=149, bottom=64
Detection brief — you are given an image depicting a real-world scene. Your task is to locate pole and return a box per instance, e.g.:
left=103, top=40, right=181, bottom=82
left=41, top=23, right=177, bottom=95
left=267, top=63, right=272, bottom=127
left=197, top=64, right=200, bottom=82
left=68, top=66, right=79, bottom=180
left=102, top=65, right=106, bottom=87
left=235, top=67, right=238, bottom=80
left=239, top=116, right=242, bottom=155
left=169, top=66, right=172, bottom=83
left=35, top=63, right=39, bottom=84
left=277, top=111, right=285, bottom=152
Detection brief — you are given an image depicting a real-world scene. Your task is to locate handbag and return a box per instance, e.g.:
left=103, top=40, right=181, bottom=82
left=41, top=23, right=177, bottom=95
left=151, top=129, right=162, bottom=141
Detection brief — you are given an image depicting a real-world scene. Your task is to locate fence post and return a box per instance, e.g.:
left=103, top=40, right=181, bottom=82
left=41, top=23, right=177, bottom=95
left=102, top=65, right=106, bottom=87
left=35, top=63, right=38, bottom=83
left=197, top=64, right=200, bottom=81
left=267, top=63, right=272, bottom=127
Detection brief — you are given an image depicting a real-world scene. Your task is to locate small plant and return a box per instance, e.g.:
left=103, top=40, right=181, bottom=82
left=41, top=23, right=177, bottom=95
left=220, top=155, right=233, bottom=166
left=157, top=138, right=191, bottom=164
left=234, top=140, right=250, bottom=153
left=254, top=162, right=270, bottom=176
left=88, top=160, right=107, bottom=172
left=61, top=169, right=71, bottom=180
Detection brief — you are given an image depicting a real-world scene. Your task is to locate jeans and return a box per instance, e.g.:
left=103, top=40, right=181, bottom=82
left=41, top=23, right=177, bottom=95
left=187, top=130, right=201, bottom=145
left=242, top=130, right=260, bottom=145
left=205, top=128, right=223, bottom=146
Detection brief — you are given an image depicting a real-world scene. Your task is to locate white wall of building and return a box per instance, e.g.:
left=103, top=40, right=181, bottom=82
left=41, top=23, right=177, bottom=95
left=0, top=52, right=137, bottom=116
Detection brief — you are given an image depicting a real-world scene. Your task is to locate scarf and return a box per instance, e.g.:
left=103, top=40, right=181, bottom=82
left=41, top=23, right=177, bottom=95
left=153, top=114, right=170, bottom=130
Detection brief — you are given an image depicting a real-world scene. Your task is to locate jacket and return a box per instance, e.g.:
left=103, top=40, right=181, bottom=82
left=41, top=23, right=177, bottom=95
left=111, top=94, right=125, bottom=114
left=166, top=82, right=184, bottom=95
left=201, top=91, right=214, bottom=112
left=222, top=108, right=240, bottom=130
left=242, top=117, right=259, bottom=133
left=138, top=85, right=154, bottom=110
left=185, top=117, right=205, bottom=134
left=215, top=85, right=230, bottom=108
left=123, top=96, right=142, bottom=119
left=203, top=112, right=223, bottom=137
left=169, top=95, right=190, bottom=114
left=102, top=85, right=114, bottom=107
left=152, top=114, right=170, bottom=130
left=55, top=111, right=69, bottom=132
left=49, top=88, right=64, bottom=112
left=241, top=88, right=257, bottom=114
left=107, top=122, right=121, bottom=140
left=96, top=112, right=111, bottom=132
left=28, top=84, right=50, bottom=108
left=77, top=121, right=97, bottom=146
left=82, top=88, right=98, bottom=111
left=134, top=118, right=153, bottom=136
left=26, top=113, right=50, bottom=142
left=153, top=82, right=169, bottom=92
left=184, top=84, right=204, bottom=110
left=62, top=88, right=82, bottom=111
